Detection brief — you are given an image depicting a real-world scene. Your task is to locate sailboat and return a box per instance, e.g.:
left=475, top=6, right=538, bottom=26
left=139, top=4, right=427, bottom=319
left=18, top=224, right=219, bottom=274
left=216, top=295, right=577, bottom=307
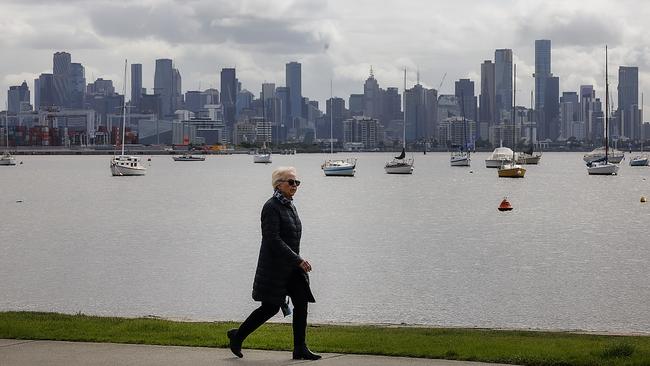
left=322, top=81, right=356, bottom=176
left=385, top=69, right=414, bottom=174
left=1, top=115, right=16, bottom=166
left=110, top=60, right=147, bottom=176
left=450, top=92, right=471, bottom=166
left=517, top=91, right=542, bottom=165
left=498, top=64, right=526, bottom=178
left=629, top=142, right=649, bottom=166
left=587, top=46, right=619, bottom=175
left=253, top=141, right=272, bottom=163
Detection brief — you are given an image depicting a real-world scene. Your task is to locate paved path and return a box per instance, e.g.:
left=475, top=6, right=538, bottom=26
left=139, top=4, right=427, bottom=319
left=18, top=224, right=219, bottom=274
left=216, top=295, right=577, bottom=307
left=0, top=339, right=515, bottom=366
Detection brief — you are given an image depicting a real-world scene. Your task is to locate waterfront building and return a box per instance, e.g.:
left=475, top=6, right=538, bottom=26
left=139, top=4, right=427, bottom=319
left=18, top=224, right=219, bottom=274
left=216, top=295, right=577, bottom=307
left=559, top=92, right=579, bottom=140
left=185, top=91, right=208, bottom=114
left=342, top=115, right=381, bottom=149
left=438, top=116, right=477, bottom=147
left=404, top=82, right=437, bottom=143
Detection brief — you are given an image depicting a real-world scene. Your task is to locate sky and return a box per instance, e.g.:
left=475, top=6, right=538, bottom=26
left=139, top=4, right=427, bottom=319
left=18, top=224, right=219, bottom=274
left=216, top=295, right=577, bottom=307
left=1, top=0, right=650, bottom=113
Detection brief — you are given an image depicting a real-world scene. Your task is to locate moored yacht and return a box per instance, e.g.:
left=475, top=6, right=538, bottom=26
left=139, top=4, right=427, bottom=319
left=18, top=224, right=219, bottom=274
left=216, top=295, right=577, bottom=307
left=173, top=153, right=206, bottom=161
left=583, top=147, right=624, bottom=164
left=0, top=151, right=16, bottom=166
left=322, top=158, right=357, bottom=176
left=629, top=153, right=649, bottom=166
left=485, top=146, right=515, bottom=168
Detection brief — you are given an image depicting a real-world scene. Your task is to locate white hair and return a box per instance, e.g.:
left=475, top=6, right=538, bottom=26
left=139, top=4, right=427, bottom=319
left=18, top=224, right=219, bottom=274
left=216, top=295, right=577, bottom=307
left=272, top=166, right=297, bottom=189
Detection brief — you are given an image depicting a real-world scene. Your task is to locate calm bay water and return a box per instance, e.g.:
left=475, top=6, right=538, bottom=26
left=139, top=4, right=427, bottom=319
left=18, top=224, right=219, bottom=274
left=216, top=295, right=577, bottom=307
left=1, top=152, right=649, bottom=333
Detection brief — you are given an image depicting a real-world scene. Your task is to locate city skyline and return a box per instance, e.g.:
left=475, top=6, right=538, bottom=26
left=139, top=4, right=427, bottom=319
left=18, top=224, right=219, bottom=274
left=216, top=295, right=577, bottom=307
left=1, top=0, right=649, bottom=112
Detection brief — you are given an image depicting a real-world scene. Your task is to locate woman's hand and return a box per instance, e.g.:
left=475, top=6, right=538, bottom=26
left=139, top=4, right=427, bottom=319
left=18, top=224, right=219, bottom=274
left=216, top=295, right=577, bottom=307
left=299, top=260, right=312, bottom=272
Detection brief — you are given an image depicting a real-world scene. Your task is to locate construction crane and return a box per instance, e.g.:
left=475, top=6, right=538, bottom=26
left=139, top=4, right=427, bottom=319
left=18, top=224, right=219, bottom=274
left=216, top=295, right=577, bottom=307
left=437, top=72, right=447, bottom=91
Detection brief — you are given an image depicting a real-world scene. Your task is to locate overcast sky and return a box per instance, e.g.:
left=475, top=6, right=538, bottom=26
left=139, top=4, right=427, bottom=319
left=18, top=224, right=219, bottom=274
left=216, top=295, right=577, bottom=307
left=1, top=0, right=649, bottom=113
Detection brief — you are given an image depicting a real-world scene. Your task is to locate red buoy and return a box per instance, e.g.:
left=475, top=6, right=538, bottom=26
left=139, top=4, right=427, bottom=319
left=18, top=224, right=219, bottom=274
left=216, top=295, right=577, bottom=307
left=498, top=198, right=513, bottom=211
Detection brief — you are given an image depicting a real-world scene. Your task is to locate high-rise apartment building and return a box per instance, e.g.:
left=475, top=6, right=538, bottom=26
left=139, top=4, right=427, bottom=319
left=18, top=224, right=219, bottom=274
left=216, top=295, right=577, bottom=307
left=617, top=66, right=640, bottom=140
left=534, top=40, right=551, bottom=111
left=7, top=81, right=30, bottom=113
left=479, top=60, right=496, bottom=139
left=35, top=73, right=55, bottom=110
left=543, top=76, right=560, bottom=140
left=154, top=59, right=174, bottom=116
left=131, top=64, right=143, bottom=109
left=454, top=78, right=477, bottom=123
left=53, top=51, right=72, bottom=107
left=405, top=82, right=437, bottom=142
left=285, top=62, right=302, bottom=126
left=70, top=63, right=85, bottom=109
left=220, top=68, right=237, bottom=127
left=494, top=49, right=513, bottom=122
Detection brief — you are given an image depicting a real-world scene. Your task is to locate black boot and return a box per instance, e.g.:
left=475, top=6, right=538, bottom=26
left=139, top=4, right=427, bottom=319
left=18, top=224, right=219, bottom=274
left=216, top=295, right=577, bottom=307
left=227, top=329, right=243, bottom=358
left=293, top=345, right=322, bottom=360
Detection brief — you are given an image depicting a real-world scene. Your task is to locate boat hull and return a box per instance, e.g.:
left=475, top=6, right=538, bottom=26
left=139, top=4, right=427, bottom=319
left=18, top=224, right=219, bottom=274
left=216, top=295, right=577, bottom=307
left=173, top=156, right=205, bottom=161
left=485, top=158, right=512, bottom=168
left=517, top=154, right=541, bottom=165
left=323, top=166, right=356, bottom=176
left=587, top=162, right=619, bottom=175
left=497, top=166, right=526, bottom=178
left=110, top=164, right=147, bottom=176
left=450, top=156, right=470, bottom=166
left=385, top=164, right=414, bottom=174
left=253, top=154, right=272, bottom=163
left=0, top=158, right=16, bottom=166
left=629, top=157, right=649, bottom=166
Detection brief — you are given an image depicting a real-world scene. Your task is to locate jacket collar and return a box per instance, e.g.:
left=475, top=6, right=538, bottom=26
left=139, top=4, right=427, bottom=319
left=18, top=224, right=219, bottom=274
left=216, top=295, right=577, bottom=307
left=273, top=189, right=293, bottom=207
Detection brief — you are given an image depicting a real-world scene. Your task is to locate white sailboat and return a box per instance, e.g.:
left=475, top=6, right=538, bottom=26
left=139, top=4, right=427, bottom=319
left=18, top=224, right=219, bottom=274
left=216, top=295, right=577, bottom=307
left=385, top=69, right=414, bottom=174
left=517, top=91, right=542, bottom=165
left=587, top=46, right=619, bottom=176
left=1, top=106, right=16, bottom=166
left=497, top=64, right=526, bottom=178
left=110, top=60, right=147, bottom=176
left=322, top=80, right=356, bottom=176
left=253, top=141, right=272, bottom=164
left=450, top=92, right=470, bottom=166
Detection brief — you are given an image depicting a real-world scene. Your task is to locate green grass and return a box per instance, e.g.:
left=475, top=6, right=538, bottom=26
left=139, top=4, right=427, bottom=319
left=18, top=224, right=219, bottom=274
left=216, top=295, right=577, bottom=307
left=1, top=312, right=650, bottom=365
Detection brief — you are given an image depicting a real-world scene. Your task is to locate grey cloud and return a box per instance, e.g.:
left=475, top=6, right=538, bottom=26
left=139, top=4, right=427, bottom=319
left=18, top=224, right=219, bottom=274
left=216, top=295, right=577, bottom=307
left=516, top=12, right=623, bottom=48
left=21, top=29, right=105, bottom=50
left=86, top=2, right=330, bottom=55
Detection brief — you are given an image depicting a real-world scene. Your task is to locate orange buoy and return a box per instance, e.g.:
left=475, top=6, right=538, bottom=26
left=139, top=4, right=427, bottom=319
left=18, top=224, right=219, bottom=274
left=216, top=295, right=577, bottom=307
left=498, top=197, right=513, bottom=211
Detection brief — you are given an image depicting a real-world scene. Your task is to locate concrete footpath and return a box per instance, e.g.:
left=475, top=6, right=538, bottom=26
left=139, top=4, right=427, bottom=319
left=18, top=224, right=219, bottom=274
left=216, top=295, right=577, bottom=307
left=0, top=339, right=516, bottom=366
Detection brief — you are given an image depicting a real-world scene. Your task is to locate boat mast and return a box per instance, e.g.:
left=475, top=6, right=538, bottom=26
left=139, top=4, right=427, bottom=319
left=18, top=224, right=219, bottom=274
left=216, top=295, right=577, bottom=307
left=121, top=59, right=127, bottom=156
left=512, top=63, right=516, bottom=161
left=605, top=45, right=609, bottom=163
left=330, top=79, right=333, bottom=155
left=403, top=68, right=406, bottom=150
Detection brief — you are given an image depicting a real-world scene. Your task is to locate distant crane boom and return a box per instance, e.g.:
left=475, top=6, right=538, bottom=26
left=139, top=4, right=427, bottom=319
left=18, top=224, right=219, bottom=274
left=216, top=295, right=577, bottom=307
left=438, top=72, right=447, bottom=91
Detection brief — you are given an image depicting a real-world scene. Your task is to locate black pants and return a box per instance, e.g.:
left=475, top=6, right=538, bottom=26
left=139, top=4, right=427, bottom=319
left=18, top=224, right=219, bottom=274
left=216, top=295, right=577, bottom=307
left=236, top=271, right=309, bottom=349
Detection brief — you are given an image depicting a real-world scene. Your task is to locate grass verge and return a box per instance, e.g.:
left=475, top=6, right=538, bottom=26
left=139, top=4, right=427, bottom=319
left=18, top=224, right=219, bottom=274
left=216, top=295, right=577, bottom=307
left=1, top=311, right=649, bottom=365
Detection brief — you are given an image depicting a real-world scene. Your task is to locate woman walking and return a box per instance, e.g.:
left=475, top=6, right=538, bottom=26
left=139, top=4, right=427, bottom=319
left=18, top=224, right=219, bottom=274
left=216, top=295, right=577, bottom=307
left=227, top=166, right=321, bottom=360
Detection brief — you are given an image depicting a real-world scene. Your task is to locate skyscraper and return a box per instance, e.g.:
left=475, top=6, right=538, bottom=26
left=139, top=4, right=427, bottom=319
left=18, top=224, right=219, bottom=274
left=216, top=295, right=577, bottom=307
left=154, top=59, right=173, bottom=116
left=363, top=68, right=382, bottom=120
left=70, top=63, right=85, bottom=109
left=617, top=66, right=639, bottom=140
left=285, top=62, right=302, bottom=126
left=131, top=64, right=143, bottom=109
left=7, top=81, right=30, bottom=113
left=405, top=82, right=437, bottom=142
left=479, top=60, right=496, bottom=139
left=53, top=51, right=71, bottom=107
left=454, top=78, right=477, bottom=123
left=220, top=68, right=237, bottom=128
left=543, top=76, right=560, bottom=140
left=36, top=73, right=55, bottom=110
left=494, top=49, right=513, bottom=122
left=534, top=39, right=552, bottom=139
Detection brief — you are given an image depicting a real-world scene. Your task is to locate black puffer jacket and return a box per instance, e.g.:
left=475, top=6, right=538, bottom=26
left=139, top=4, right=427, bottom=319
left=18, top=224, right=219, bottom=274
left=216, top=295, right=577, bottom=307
left=252, top=196, right=315, bottom=305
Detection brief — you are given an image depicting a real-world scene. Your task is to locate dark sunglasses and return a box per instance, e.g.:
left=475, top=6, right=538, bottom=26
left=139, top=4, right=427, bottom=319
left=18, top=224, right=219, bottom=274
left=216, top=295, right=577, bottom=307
left=282, top=179, right=301, bottom=187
